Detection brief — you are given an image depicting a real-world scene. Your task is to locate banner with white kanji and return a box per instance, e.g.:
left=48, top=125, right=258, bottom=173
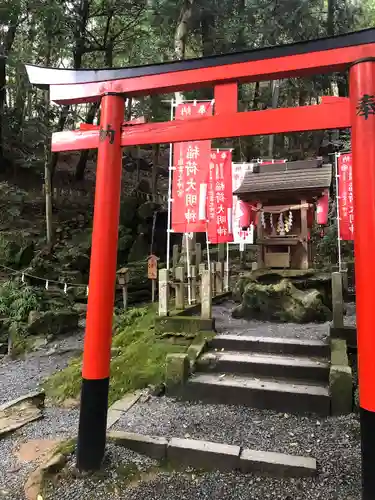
left=206, top=150, right=234, bottom=244
left=337, top=153, right=354, bottom=240
left=171, top=102, right=213, bottom=233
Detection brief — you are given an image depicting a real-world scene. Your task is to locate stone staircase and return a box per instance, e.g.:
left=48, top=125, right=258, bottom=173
left=182, top=334, right=332, bottom=415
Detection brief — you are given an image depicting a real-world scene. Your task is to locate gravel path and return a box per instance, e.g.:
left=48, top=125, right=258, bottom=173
left=0, top=406, right=79, bottom=500
left=45, top=395, right=361, bottom=499
left=0, top=331, right=83, bottom=499
left=0, top=332, right=83, bottom=404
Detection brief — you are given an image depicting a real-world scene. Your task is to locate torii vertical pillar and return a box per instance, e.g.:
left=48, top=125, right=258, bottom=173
left=77, top=93, right=125, bottom=471
left=350, top=58, right=375, bottom=500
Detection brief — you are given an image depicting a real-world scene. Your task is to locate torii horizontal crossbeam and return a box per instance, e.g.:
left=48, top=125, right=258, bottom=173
left=52, top=99, right=350, bottom=152
left=26, top=28, right=375, bottom=105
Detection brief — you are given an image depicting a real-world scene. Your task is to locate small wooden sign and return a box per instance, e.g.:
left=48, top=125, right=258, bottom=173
left=147, top=254, right=158, bottom=280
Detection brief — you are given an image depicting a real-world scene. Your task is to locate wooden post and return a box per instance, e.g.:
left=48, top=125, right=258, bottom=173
left=199, top=263, right=206, bottom=275
left=158, top=268, right=169, bottom=317
left=224, top=261, right=229, bottom=292
left=172, top=245, right=179, bottom=277
left=201, top=270, right=212, bottom=319
left=218, top=244, right=225, bottom=262
left=198, top=263, right=205, bottom=301
left=256, top=202, right=264, bottom=268
left=147, top=254, right=158, bottom=303
left=191, top=265, right=197, bottom=303
left=300, top=199, right=309, bottom=270
left=195, top=243, right=202, bottom=269
left=211, top=262, right=216, bottom=297
left=332, top=271, right=344, bottom=328
left=116, top=267, right=129, bottom=311
left=175, top=266, right=185, bottom=310
left=341, top=263, right=349, bottom=293
left=215, top=261, right=223, bottom=294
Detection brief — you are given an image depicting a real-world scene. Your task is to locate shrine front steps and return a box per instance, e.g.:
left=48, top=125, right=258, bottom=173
left=180, top=334, right=332, bottom=416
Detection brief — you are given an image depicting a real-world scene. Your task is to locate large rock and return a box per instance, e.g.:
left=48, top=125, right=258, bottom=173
left=27, top=310, right=79, bottom=337
left=232, top=279, right=331, bottom=323
left=234, top=269, right=332, bottom=309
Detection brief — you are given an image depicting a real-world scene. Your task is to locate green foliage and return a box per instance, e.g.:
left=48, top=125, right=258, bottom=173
left=44, top=305, right=186, bottom=404
left=0, top=280, right=40, bottom=321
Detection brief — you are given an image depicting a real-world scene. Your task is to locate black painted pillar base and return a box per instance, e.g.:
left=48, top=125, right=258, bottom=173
left=76, top=377, right=109, bottom=471
left=361, top=407, right=375, bottom=500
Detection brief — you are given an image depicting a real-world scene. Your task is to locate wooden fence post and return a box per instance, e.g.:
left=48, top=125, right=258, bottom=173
left=201, top=270, right=212, bottom=319
left=215, top=261, right=223, bottom=294
left=175, top=266, right=185, bottom=310
left=195, top=243, right=202, bottom=269
left=332, top=272, right=344, bottom=328
left=211, top=262, right=216, bottom=297
left=172, top=245, right=179, bottom=277
left=158, top=269, right=169, bottom=317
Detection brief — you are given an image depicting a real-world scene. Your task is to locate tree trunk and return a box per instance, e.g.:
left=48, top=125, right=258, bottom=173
left=0, top=57, right=6, bottom=163
left=252, top=82, right=260, bottom=110
left=174, top=0, right=195, bottom=102
left=327, top=0, right=335, bottom=37
left=0, top=16, right=18, bottom=165
left=323, top=0, right=335, bottom=93
left=151, top=144, right=159, bottom=202
left=75, top=102, right=99, bottom=180
left=199, top=4, right=215, bottom=99
left=174, top=0, right=196, bottom=258
left=268, top=80, right=280, bottom=157
left=235, top=0, right=246, bottom=50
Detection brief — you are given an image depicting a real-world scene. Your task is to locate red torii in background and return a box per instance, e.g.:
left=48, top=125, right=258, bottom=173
left=26, top=28, right=375, bottom=499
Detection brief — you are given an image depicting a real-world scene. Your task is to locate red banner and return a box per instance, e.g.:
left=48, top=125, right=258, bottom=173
left=171, top=102, right=212, bottom=233
left=206, top=150, right=234, bottom=244
left=338, top=153, right=354, bottom=240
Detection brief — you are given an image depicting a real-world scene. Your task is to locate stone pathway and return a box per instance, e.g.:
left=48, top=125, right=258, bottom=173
left=43, top=394, right=361, bottom=499
left=0, top=332, right=83, bottom=405
left=0, top=331, right=83, bottom=499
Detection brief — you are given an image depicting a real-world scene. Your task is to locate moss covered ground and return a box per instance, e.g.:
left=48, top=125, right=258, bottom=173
left=44, top=305, right=186, bottom=405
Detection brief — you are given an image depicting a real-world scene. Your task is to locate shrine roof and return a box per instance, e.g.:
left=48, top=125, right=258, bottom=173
left=234, top=161, right=332, bottom=196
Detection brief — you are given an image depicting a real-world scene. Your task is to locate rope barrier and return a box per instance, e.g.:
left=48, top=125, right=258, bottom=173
left=0, top=263, right=89, bottom=294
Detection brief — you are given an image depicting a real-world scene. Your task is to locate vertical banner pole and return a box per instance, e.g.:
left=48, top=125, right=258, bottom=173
left=335, top=152, right=343, bottom=272
left=166, top=99, right=174, bottom=271
left=225, top=242, right=229, bottom=291
left=77, top=93, right=125, bottom=472
left=206, top=230, right=211, bottom=272
left=349, top=59, right=375, bottom=500
left=186, top=233, right=192, bottom=305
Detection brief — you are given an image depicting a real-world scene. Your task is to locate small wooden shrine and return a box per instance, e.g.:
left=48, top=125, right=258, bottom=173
left=234, top=159, right=332, bottom=269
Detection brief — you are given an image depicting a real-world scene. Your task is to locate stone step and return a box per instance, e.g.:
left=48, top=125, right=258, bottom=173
left=210, top=335, right=330, bottom=358
left=197, top=351, right=329, bottom=382
left=183, top=373, right=330, bottom=415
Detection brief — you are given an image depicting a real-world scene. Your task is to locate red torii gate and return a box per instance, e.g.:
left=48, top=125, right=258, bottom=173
left=26, top=28, right=375, bottom=498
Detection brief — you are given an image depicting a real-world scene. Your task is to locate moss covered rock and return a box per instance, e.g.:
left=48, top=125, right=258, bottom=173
left=232, top=274, right=253, bottom=302
left=232, top=278, right=331, bottom=323
left=27, top=309, right=79, bottom=337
